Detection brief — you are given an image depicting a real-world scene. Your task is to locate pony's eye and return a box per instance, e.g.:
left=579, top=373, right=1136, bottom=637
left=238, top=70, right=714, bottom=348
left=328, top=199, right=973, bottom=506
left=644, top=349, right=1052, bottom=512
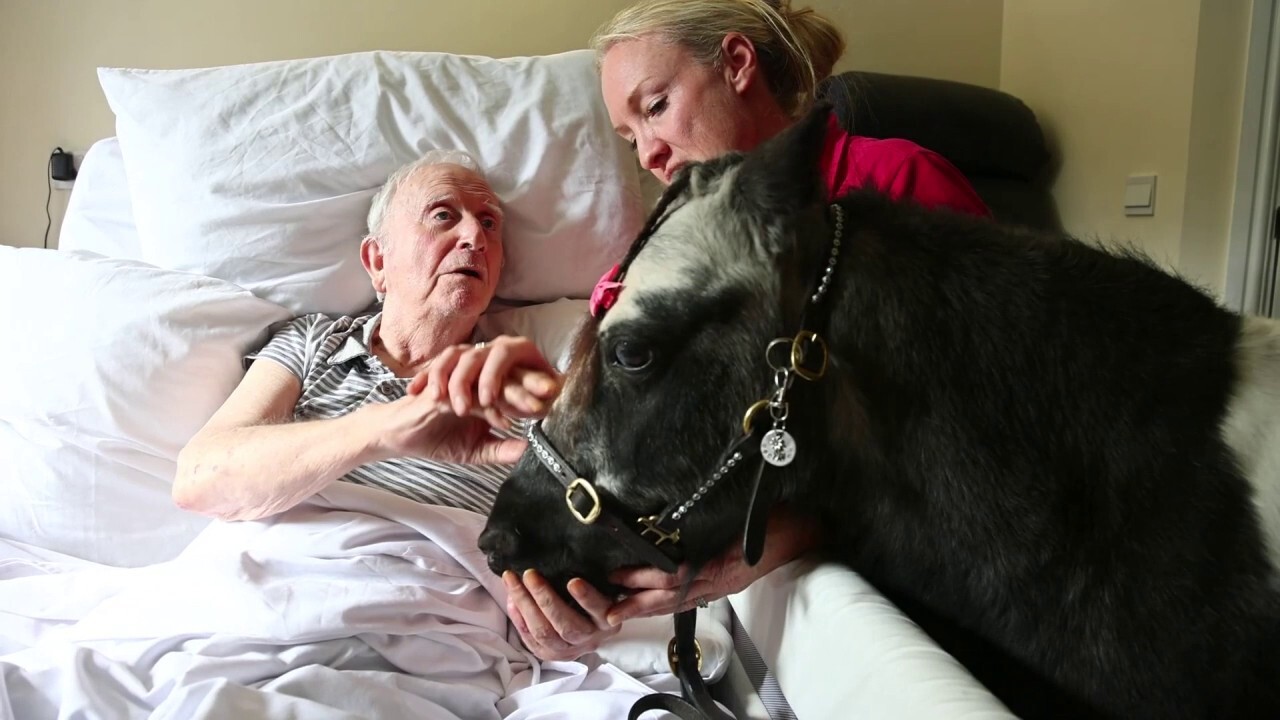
left=611, top=341, right=653, bottom=371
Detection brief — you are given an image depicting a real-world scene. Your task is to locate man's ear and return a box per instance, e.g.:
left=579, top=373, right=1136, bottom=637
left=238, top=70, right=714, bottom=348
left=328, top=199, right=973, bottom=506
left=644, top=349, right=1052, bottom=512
left=721, top=32, right=759, bottom=95
left=360, top=236, right=387, bottom=296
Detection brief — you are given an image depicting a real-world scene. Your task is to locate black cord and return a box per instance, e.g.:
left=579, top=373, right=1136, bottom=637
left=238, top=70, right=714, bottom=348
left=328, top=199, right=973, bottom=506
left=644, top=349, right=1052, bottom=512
left=44, top=154, right=53, bottom=249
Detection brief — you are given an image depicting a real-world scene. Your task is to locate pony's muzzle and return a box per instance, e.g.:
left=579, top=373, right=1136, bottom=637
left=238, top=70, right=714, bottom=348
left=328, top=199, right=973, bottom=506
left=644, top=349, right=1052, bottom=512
left=477, top=524, right=520, bottom=576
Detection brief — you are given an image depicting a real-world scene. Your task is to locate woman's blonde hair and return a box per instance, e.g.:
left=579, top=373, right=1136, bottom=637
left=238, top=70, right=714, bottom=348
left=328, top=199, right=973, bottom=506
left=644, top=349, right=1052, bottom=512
left=591, top=0, right=845, bottom=118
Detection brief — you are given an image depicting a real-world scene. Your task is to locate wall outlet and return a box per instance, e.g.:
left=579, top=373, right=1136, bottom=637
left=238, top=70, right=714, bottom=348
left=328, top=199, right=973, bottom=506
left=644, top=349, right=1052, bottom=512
left=51, top=179, right=75, bottom=191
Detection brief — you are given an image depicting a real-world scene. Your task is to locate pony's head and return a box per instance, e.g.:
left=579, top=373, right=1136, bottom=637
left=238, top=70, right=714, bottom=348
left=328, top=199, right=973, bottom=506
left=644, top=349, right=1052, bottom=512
left=480, top=106, right=840, bottom=595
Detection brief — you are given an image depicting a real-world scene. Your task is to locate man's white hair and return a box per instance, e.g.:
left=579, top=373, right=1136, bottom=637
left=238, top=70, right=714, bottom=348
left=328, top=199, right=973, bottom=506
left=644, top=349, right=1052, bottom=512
left=366, top=149, right=485, bottom=240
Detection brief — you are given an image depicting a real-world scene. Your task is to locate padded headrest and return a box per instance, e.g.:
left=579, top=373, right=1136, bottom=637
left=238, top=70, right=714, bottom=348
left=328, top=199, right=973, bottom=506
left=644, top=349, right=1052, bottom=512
left=819, top=71, right=1052, bottom=182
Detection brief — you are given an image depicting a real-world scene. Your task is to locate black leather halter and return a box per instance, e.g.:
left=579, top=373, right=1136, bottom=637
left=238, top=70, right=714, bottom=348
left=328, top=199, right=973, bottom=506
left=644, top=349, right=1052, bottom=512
left=525, top=421, right=773, bottom=574
left=524, top=202, right=846, bottom=720
left=527, top=421, right=685, bottom=575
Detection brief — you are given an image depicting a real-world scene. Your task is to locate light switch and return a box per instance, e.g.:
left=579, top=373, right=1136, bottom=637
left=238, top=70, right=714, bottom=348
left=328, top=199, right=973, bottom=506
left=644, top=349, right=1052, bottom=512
left=1124, top=175, right=1156, bottom=216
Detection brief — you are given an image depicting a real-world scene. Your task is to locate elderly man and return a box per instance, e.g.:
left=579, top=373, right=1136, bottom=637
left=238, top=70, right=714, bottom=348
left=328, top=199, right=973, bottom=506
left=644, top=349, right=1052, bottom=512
left=174, top=150, right=617, bottom=660
left=175, top=150, right=538, bottom=518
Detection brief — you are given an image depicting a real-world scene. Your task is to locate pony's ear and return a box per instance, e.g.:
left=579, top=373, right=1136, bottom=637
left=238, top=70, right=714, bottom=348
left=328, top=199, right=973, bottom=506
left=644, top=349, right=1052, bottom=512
left=735, top=103, right=831, bottom=209
left=730, top=103, right=832, bottom=254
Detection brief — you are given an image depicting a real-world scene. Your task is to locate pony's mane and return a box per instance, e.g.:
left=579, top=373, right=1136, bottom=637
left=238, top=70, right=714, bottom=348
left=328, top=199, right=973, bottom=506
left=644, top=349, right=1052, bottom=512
left=557, top=317, right=601, bottom=438
left=555, top=170, right=695, bottom=438
left=615, top=170, right=692, bottom=283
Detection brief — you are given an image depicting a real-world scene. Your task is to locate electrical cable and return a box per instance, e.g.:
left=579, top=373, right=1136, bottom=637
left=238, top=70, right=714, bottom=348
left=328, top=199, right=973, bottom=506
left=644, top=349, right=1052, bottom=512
left=44, top=154, right=53, bottom=249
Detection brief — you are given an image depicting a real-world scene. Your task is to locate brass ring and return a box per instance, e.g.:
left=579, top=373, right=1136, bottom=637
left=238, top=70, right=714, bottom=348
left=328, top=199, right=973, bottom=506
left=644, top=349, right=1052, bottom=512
left=667, top=636, right=704, bottom=675
left=565, top=478, right=601, bottom=525
left=742, top=398, right=771, bottom=435
left=790, top=330, right=829, bottom=381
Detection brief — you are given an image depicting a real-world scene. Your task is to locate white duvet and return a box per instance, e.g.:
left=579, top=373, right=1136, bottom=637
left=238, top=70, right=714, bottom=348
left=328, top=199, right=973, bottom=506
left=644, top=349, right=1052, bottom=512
left=0, top=483, right=682, bottom=720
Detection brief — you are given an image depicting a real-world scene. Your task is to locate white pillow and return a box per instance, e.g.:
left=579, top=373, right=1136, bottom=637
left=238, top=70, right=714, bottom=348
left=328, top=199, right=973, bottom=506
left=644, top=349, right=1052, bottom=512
left=98, top=50, right=646, bottom=317
left=57, top=137, right=143, bottom=261
left=476, top=298, right=589, bottom=372
left=0, top=248, right=292, bottom=566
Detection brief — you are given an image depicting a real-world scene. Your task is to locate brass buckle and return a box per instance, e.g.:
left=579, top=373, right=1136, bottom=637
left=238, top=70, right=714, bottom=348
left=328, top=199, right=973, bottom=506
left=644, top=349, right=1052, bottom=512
left=667, top=636, right=704, bottom=674
left=565, top=478, right=601, bottom=524
left=790, top=330, right=828, bottom=381
left=638, top=515, right=681, bottom=546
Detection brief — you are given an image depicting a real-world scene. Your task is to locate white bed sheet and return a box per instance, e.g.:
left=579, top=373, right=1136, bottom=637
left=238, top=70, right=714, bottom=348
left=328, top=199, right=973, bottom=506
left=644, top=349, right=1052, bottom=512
left=0, top=482, right=704, bottom=720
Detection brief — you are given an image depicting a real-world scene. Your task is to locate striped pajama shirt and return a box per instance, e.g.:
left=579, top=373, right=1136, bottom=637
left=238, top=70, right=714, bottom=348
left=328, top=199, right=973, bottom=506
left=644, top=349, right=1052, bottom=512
left=248, top=311, right=513, bottom=514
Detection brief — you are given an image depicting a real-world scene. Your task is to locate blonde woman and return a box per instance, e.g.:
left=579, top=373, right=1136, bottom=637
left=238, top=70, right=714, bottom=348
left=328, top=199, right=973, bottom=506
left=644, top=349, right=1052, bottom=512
left=503, top=0, right=991, bottom=661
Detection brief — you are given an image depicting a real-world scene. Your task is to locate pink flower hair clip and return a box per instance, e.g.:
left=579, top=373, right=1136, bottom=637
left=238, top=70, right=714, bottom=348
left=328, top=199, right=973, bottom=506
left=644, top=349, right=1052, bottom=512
left=589, top=263, right=624, bottom=318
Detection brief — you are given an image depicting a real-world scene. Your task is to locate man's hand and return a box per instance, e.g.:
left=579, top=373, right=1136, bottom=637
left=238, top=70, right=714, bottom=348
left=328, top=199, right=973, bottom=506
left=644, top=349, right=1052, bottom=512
left=362, top=390, right=527, bottom=466
left=363, top=336, right=560, bottom=466
left=419, top=336, right=561, bottom=430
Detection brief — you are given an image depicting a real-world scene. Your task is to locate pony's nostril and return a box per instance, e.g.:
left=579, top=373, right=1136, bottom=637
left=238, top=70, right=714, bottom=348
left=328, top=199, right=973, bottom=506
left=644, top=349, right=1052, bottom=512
left=479, top=527, right=514, bottom=555
left=478, top=527, right=520, bottom=573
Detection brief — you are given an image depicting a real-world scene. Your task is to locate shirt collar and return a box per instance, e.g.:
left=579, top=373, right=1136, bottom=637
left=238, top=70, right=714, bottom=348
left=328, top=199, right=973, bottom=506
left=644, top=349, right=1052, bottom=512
left=326, top=310, right=484, bottom=367
left=326, top=312, right=382, bottom=366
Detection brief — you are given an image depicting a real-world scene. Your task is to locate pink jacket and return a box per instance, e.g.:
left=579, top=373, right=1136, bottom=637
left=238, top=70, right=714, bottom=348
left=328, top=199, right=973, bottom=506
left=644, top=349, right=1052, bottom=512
left=820, top=112, right=991, bottom=217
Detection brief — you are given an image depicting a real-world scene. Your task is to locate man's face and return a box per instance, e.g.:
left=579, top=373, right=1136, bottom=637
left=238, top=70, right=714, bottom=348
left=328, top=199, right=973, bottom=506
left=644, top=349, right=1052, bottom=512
left=372, top=163, right=505, bottom=318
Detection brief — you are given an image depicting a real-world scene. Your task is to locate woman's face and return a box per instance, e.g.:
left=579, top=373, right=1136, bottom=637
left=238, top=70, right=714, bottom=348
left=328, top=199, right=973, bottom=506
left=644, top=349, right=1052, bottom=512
left=600, top=35, right=759, bottom=185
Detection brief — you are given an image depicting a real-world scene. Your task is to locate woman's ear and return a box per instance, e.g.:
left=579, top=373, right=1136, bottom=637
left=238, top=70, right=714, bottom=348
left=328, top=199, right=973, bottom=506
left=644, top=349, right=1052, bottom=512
left=360, top=235, right=388, bottom=296
left=721, top=32, right=760, bottom=94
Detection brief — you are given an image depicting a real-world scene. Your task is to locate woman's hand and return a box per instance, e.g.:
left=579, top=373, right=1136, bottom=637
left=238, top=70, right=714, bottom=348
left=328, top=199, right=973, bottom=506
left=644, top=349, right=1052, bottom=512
left=604, top=507, right=818, bottom=625
left=503, top=569, right=621, bottom=661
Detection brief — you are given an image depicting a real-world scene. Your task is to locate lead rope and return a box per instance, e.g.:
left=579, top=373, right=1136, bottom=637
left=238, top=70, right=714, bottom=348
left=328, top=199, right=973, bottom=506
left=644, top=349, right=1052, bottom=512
left=630, top=203, right=845, bottom=720
left=629, top=610, right=732, bottom=719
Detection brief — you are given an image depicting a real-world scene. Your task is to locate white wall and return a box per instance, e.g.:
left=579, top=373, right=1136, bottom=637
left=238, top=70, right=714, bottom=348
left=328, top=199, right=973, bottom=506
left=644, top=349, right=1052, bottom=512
left=0, top=0, right=1004, bottom=250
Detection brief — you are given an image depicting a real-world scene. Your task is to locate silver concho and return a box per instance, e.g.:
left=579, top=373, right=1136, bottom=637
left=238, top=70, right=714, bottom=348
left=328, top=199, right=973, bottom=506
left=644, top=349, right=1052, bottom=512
left=760, top=429, right=797, bottom=467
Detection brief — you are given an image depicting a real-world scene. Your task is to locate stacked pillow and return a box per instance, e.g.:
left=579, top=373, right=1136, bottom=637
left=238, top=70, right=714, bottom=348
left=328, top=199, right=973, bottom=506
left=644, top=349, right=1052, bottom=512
left=98, top=49, right=645, bottom=315
left=0, top=248, right=291, bottom=565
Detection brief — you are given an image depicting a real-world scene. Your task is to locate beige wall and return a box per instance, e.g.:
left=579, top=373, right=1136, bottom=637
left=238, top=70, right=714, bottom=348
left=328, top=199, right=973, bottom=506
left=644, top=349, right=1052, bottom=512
left=1180, top=0, right=1253, bottom=296
left=0, top=0, right=1003, bottom=250
left=0, top=0, right=1255, bottom=297
left=1000, top=0, right=1253, bottom=298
